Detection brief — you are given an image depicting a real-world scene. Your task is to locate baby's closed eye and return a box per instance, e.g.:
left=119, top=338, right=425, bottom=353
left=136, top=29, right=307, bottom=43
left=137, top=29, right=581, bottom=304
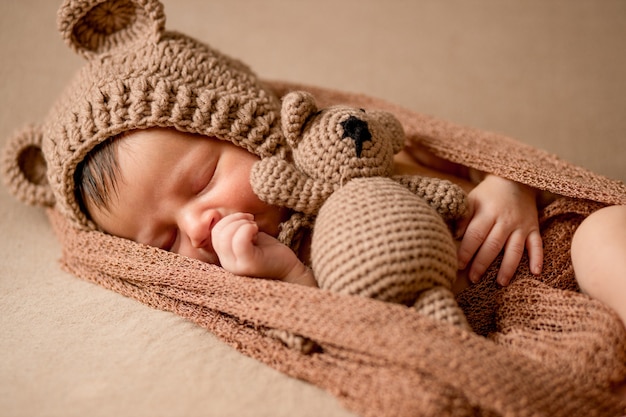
left=192, top=160, right=218, bottom=195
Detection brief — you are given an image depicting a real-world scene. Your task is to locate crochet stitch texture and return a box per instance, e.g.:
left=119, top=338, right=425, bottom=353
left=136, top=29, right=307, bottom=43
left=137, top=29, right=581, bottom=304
left=4, top=0, right=284, bottom=229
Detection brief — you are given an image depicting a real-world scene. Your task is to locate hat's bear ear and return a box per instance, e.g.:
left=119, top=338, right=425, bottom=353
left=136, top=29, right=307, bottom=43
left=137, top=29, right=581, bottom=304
left=2, top=125, right=55, bottom=207
left=57, top=0, right=166, bottom=59
left=281, top=91, right=319, bottom=148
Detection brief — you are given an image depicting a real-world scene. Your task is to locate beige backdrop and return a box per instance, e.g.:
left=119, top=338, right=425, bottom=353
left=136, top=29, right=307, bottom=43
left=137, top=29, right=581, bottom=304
left=1, top=1, right=624, bottom=416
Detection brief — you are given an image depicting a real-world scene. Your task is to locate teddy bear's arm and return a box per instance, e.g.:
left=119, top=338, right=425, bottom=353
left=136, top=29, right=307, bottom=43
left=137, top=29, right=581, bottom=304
left=392, top=175, right=468, bottom=222
left=250, top=156, right=336, bottom=215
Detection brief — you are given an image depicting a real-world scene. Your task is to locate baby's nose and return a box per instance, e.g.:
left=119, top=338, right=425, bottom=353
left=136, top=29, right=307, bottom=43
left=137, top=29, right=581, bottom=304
left=181, top=208, right=220, bottom=249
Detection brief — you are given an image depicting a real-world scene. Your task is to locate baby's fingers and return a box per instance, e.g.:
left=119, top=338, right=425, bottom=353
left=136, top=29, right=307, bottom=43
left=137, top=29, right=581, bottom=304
left=495, top=229, right=543, bottom=286
left=526, top=230, right=543, bottom=276
left=466, top=223, right=509, bottom=283
left=457, top=215, right=494, bottom=272
left=496, top=231, right=526, bottom=286
left=212, top=213, right=258, bottom=271
left=228, top=219, right=259, bottom=258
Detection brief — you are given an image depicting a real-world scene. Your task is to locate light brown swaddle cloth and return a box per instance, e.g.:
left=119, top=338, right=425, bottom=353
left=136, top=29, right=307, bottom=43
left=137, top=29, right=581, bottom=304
left=2, top=0, right=626, bottom=415
left=46, top=82, right=626, bottom=414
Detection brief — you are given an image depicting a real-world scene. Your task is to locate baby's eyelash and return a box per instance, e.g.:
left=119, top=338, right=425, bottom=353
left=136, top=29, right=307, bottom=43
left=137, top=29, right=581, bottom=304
left=194, top=164, right=217, bottom=195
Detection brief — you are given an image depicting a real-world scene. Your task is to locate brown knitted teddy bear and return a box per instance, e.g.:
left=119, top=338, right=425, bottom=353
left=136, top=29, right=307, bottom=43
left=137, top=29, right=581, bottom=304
left=251, top=91, right=470, bottom=329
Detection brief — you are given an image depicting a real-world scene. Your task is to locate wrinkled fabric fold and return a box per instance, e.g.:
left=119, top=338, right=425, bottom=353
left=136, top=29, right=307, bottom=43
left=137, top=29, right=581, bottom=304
left=47, top=82, right=626, bottom=416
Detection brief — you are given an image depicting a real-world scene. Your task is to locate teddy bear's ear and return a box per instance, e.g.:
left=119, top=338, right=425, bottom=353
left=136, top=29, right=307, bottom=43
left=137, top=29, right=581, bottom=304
left=2, top=125, right=55, bottom=207
left=57, top=0, right=166, bottom=59
left=370, top=110, right=406, bottom=154
left=281, top=91, right=319, bottom=147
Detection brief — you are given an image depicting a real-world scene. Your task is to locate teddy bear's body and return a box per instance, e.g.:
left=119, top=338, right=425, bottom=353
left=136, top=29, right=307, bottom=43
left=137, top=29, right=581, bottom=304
left=251, top=91, right=469, bottom=330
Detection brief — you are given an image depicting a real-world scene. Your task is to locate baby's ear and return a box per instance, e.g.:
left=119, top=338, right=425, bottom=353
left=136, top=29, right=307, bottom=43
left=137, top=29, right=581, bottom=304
left=2, top=125, right=55, bottom=207
left=281, top=91, right=318, bottom=148
left=57, top=0, right=166, bottom=59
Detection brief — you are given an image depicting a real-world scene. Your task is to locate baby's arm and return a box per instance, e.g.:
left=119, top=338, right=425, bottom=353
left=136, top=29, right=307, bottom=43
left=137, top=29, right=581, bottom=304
left=403, top=143, right=543, bottom=286
left=212, top=213, right=317, bottom=287
left=456, top=174, right=543, bottom=286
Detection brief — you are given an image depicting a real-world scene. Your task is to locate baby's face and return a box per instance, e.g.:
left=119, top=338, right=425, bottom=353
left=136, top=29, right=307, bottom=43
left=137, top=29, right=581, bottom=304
left=88, top=128, right=287, bottom=265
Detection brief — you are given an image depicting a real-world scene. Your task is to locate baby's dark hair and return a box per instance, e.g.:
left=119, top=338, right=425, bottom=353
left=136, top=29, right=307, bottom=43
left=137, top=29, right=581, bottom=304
left=73, top=134, right=124, bottom=221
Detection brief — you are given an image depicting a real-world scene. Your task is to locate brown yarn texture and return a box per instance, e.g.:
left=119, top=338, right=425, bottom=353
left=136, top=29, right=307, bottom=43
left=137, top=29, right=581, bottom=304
left=250, top=90, right=470, bottom=332
left=313, top=177, right=456, bottom=300
left=312, top=177, right=468, bottom=328
left=46, top=82, right=626, bottom=417
left=40, top=0, right=285, bottom=229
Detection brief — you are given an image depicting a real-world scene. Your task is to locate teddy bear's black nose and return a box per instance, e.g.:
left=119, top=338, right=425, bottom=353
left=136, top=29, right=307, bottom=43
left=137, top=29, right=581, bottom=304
left=340, top=115, right=371, bottom=157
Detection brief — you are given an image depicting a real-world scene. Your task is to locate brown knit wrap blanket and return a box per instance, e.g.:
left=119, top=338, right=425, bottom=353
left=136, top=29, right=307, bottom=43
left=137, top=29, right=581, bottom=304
left=47, top=82, right=626, bottom=416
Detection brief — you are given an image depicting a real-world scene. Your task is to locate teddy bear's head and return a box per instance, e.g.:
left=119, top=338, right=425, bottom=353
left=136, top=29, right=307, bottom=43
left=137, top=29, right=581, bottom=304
left=250, top=91, right=408, bottom=216
left=281, top=91, right=405, bottom=185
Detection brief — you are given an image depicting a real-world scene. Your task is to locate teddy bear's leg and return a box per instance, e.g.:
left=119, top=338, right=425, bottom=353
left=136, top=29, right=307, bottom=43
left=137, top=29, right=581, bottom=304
left=312, top=177, right=469, bottom=329
left=412, top=287, right=470, bottom=329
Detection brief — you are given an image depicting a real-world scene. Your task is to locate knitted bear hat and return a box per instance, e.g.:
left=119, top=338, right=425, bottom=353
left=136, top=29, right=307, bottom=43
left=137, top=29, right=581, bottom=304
left=2, top=0, right=284, bottom=230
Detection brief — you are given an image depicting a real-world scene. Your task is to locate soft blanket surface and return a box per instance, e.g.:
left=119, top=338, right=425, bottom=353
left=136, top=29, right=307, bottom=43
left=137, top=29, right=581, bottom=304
left=44, top=82, right=626, bottom=417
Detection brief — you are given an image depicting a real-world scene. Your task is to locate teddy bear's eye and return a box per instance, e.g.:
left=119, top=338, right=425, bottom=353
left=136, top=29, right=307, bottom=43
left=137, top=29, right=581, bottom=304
left=359, top=108, right=366, bottom=113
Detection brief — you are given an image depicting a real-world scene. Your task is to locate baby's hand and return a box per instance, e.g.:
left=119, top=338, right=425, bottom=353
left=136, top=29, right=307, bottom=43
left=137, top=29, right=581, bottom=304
left=456, top=175, right=543, bottom=286
left=212, top=213, right=316, bottom=286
